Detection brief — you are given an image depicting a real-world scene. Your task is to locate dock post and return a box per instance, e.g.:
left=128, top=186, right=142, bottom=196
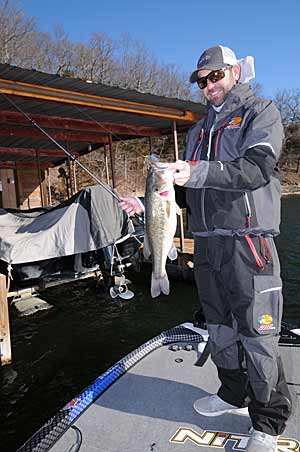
left=108, top=134, right=116, bottom=189
left=103, top=144, right=110, bottom=185
left=0, top=274, right=11, bottom=365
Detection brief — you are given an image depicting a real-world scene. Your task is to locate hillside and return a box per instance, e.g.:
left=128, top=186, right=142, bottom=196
left=281, top=167, right=300, bottom=195
left=49, top=137, right=300, bottom=202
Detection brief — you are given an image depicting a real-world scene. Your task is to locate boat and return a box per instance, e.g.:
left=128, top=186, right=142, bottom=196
left=0, top=183, right=143, bottom=296
left=17, top=321, right=300, bottom=451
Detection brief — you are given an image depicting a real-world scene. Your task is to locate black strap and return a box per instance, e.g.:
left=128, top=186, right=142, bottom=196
left=194, top=338, right=211, bottom=367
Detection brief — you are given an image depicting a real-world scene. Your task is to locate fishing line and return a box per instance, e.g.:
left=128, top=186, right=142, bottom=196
left=13, top=68, right=165, bottom=164
left=6, top=68, right=169, bottom=186
left=72, top=103, right=168, bottom=171
left=0, top=89, right=148, bottom=288
left=72, top=103, right=150, bottom=174
left=0, top=91, right=121, bottom=201
left=22, top=68, right=139, bottom=149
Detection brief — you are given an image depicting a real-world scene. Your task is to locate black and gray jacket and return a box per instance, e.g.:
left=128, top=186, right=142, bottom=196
left=182, top=83, right=283, bottom=237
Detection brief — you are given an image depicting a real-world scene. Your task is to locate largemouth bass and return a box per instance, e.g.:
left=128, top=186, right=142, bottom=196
left=144, top=160, right=178, bottom=298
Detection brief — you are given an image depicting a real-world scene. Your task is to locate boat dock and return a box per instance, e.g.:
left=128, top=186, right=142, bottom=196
left=174, top=237, right=194, bottom=254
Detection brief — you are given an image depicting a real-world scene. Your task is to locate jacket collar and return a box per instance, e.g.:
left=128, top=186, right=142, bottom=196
left=206, top=83, right=254, bottom=127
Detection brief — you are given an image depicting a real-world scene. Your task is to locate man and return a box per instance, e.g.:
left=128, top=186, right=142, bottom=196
left=120, top=45, right=291, bottom=452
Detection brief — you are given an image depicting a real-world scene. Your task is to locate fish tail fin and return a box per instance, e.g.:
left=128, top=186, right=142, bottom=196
left=151, top=273, right=170, bottom=298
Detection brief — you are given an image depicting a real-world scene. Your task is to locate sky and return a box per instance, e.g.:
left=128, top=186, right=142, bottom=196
left=22, top=0, right=300, bottom=99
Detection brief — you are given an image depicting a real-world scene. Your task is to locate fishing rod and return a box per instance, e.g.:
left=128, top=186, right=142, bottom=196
left=4, top=69, right=168, bottom=176
left=0, top=90, right=147, bottom=235
left=0, top=92, right=121, bottom=202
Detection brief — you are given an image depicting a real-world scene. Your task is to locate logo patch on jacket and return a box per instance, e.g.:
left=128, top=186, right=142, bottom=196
left=226, top=116, right=242, bottom=129
left=258, top=314, right=276, bottom=331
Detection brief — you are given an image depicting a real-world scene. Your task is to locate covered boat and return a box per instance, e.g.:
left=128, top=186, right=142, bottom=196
left=0, top=183, right=143, bottom=287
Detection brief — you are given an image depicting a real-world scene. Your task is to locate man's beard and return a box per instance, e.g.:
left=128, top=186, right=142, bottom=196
left=206, top=87, right=229, bottom=106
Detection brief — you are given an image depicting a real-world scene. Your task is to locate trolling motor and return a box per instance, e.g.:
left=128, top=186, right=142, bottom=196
left=107, top=217, right=144, bottom=301
left=96, top=235, right=137, bottom=300
left=109, top=274, right=134, bottom=300
left=109, top=236, right=135, bottom=300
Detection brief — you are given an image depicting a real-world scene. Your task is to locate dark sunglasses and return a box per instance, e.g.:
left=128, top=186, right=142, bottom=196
left=197, top=67, right=230, bottom=89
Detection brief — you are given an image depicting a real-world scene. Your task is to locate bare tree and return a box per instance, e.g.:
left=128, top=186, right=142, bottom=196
left=274, top=89, right=300, bottom=172
left=27, top=31, right=55, bottom=71
left=88, top=32, right=115, bottom=83
left=0, top=0, right=36, bottom=64
left=251, top=81, right=264, bottom=97
left=111, top=33, right=196, bottom=100
left=0, top=3, right=200, bottom=101
left=274, top=89, right=300, bottom=125
left=155, top=63, right=193, bottom=100
left=69, top=43, right=90, bottom=80
left=112, top=33, right=158, bottom=91
left=46, top=25, right=74, bottom=76
left=71, top=33, right=116, bottom=83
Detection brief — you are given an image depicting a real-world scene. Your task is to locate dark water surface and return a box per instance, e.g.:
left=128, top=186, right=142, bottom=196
left=0, top=196, right=300, bottom=452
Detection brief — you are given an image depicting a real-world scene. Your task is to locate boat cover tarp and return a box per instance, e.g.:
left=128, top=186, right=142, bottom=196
left=0, top=184, right=132, bottom=264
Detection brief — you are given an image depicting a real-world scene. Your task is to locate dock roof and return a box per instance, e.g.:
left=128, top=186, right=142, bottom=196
left=0, top=64, right=205, bottom=166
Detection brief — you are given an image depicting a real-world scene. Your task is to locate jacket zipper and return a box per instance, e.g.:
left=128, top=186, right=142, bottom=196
left=244, top=193, right=265, bottom=269
left=201, top=190, right=208, bottom=230
left=201, top=125, right=215, bottom=231
left=206, top=125, right=215, bottom=160
left=243, top=192, right=252, bottom=228
left=191, top=128, right=204, bottom=161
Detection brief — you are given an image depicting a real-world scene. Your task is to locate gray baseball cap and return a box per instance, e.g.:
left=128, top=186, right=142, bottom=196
left=190, top=45, right=238, bottom=83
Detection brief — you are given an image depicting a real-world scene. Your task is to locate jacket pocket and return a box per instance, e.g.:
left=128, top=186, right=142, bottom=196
left=253, top=275, right=282, bottom=335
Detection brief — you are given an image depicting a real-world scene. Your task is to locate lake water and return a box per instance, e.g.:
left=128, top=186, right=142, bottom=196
left=0, top=196, right=300, bottom=452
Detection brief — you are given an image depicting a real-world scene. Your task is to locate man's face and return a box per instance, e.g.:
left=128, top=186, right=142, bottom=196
left=197, top=64, right=240, bottom=106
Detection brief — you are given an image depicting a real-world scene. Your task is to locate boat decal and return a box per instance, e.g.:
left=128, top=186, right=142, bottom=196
left=170, top=427, right=300, bottom=451
left=64, top=397, right=80, bottom=410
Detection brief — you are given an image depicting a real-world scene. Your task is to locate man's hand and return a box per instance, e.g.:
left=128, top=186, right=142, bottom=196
left=119, top=196, right=144, bottom=216
left=169, top=160, right=191, bottom=186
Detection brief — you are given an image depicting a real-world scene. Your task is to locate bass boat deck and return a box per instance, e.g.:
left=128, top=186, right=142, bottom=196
left=18, top=323, right=300, bottom=452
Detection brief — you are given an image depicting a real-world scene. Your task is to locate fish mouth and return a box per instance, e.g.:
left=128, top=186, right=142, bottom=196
left=159, top=191, right=169, bottom=197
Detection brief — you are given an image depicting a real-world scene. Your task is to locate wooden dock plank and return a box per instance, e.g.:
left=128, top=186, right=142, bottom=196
left=174, top=237, right=194, bottom=254
left=0, top=274, right=11, bottom=366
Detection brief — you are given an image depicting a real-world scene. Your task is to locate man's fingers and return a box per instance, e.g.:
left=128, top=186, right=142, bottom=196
left=119, top=196, right=143, bottom=216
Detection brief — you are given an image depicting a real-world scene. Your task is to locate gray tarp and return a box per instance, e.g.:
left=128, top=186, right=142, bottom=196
left=0, top=184, right=132, bottom=264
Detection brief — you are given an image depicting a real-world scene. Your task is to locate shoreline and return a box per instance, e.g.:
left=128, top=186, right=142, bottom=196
left=281, top=188, right=300, bottom=197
